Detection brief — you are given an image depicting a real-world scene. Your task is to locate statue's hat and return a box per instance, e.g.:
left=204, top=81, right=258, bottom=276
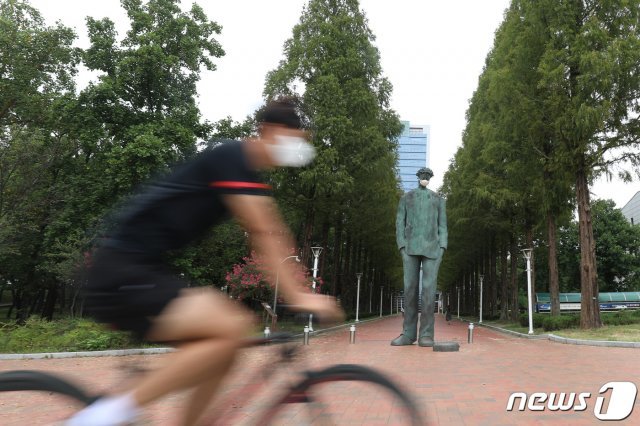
left=416, top=167, right=434, bottom=178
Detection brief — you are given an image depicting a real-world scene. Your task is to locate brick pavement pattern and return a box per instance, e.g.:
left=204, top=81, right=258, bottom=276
left=1, top=314, right=639, bottom=425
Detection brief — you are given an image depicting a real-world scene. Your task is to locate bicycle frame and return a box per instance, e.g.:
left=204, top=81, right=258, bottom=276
left=199, top=337, right=307, bottom=425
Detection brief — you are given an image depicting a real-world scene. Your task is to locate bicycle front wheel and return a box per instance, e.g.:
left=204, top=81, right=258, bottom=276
left=258, top=364, right=425, bottom=426
left=0, top=370, right=97, bottom=425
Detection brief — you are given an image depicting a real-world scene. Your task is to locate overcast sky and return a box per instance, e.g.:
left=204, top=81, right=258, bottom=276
left=30, top=0, right=638, bottom=209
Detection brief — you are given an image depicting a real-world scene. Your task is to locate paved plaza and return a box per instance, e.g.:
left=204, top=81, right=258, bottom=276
left=1, top=314, right=639, bottom=425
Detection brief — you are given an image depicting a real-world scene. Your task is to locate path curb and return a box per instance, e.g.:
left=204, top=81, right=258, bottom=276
left=0, top=347, right=175, bottom=360
left=0, top=314, right=400, bottom=360
left=457, top=318, right=640, bottom=348
left=474, top=322, right=550, bottom=340
left=546, top=334, right=640, bottom=348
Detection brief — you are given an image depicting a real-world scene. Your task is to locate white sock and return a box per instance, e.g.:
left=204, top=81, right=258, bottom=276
left=65, top=392, right=140, bottom=426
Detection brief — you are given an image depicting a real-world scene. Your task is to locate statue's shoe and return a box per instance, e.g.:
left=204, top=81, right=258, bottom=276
left=418, top=336, right=434, bottom=347
left=390, top=335, right=416, bottom=346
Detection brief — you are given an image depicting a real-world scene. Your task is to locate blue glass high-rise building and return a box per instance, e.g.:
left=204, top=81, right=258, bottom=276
left=397, top=121, right=430, bottom=192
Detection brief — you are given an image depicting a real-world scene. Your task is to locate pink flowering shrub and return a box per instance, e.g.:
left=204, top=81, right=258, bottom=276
left=225, top=251, right=323, bottom=302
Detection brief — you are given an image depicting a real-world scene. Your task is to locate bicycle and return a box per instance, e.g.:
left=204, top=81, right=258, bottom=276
left=0, top=331, right=425, bottom=425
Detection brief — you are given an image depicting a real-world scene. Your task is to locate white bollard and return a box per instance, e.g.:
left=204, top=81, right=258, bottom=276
left=468, top=322, right=474, bottom=343
left=303, top=325, right=310, bottom=345
left=349, top=324, right=356, bottom=344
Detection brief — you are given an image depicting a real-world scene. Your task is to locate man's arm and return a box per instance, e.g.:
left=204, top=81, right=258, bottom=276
left=438, top=197, right=448, bottom=250
left=223, top=194, right=342, bottom=319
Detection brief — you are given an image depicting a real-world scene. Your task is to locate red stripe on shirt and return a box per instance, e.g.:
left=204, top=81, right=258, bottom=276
left=209, top=181, right=272, bottom=190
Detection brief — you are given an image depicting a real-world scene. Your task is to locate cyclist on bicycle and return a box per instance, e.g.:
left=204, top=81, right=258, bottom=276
left=67, top=98, right=343, bottom=426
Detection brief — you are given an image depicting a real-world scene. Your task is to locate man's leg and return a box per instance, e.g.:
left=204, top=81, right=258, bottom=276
left=134, top=289, right=253, bottom=425
left=419, top=255, right=443, bottom=341
left=68, top=288, right=253, bottom=426
left=400, top=252, right=422, bottom=341
left=183, top=368, right=234, bottom=426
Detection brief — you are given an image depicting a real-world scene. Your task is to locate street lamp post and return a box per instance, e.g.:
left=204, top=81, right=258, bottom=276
left=308, top=247, right=323, bottom=331
left=273, top=255, right=300, bottom=315
left=479, top=274, right=484, bottom=324
left=457, top=286, right=460, bottom=318
left=522, top=249, right=534, bottom=335
left=379, top=286, right=383, bottom=317
left=355, top=273, right=362, bottom=322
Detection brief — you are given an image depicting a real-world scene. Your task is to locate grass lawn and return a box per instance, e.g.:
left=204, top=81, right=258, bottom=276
left=553, top=323, right=640, bottom=342
left=471, top=318, right=640, bottom=342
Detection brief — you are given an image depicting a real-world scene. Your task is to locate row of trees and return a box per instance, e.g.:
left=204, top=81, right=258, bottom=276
left=213, top=0, right=406, bottom=312
left=440, top=0, right=640, bottom=328
left=0, top=0, right=405, bottom=321
left=262, top=0, right=404, bottom=309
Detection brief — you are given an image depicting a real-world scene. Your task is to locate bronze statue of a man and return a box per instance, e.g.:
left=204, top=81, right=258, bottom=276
left=391, top=167, right=447, bottom=347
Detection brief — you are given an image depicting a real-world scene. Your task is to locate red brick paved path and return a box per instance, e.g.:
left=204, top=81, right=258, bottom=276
left=1, top=314, right=639, bottom=425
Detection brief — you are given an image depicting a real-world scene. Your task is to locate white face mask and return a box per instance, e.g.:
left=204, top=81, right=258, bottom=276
left=419, top=179, right=430, bottom=187
left=267, top=135, right=316, bottom=167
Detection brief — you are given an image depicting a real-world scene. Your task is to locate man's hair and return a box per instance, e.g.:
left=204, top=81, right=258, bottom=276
left=257, top=98, right=302, bottom=129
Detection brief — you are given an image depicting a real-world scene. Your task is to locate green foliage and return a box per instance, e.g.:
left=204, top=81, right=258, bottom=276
left=545, top=199, right=640, bottom=293
left=0, top=0, right=227, bottom=320
left=0, top=1, right=81, bottom=320
left=0, top=317, right=135, bottom=353
left=601, top=310, right=640, bottom=326
left=591, top=200, right=640, bottom=291
left=440, top=0, right=640, bottom=328
left=263, top=0, right=404, bottom=303
left=169, top=220, right=249, bottom=287
left=208, top=116, right=256, bottom=145
left=0, top=0, right=79, bottom=127
left=518, top=311, right=640, bottom=332
left=519, top=313, right=546, bottom=329
left=541, top=314, right=580, bottom=331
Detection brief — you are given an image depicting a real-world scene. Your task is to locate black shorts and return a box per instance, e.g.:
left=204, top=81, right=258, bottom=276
left=83, top=247, right=186, bottom=342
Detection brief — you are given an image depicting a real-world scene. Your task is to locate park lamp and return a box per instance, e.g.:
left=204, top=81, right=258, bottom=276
left=355, top=273, right=363, bottom=322
left=273, top=255, right=301, bottom=315
left=522, top=248, right=534, bottom=335
left=308, top=246, right=323, bottom=331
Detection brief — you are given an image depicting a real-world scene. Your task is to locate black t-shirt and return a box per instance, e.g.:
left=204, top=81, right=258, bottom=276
left=103, top=140, right=270, bottom=256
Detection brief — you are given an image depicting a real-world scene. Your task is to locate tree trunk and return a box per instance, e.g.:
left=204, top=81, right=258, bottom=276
left=467, top=269, right=473, bottom=314
left=341, top=230, right=353, bottom=302
left=345, top=239, right=361, bottom=311
left=461, top=272, right=466, bottom=314
left=509, top=236, right=519, bottom=322
left=500, top=242, right=509, bottom=320
left=41, top=281, right=58, bottom=321
left=331, top=217, right=343, bottom=296
left=490, top=239, right=497, bottom=317
left=319, top=220, right=330, bottom=290
left=482, top=249, right=489, bottom=317
left=8, top=288, right=18, bottom=319
left=576, top=169, right=601, bottom=328
left=547, top=212, right=561, bottom=316
left=300, top=205, right=315, bottom=268
left=473, top=264, right=479, bottom=316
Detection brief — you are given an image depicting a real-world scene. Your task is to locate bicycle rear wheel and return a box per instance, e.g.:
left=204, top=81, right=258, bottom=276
left=257, top=364, right=425, bottom=426
left=0, top=370, right=97, bottom=425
